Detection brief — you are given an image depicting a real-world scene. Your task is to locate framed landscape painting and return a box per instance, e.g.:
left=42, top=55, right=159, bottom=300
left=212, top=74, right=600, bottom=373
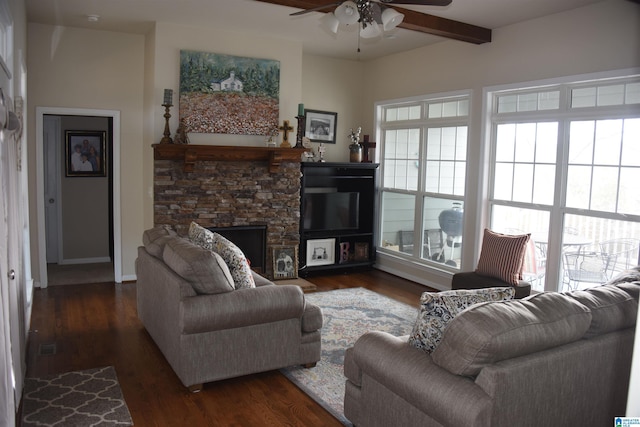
left=179, top=50, right=280, bottom=136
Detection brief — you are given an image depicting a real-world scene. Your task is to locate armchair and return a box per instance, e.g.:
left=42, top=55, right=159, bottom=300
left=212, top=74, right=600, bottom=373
left=136, top=228, right=322, bottom=391
left=451, top=229, right=532, bottom=299
left=452, top=272, right=531, bottom=299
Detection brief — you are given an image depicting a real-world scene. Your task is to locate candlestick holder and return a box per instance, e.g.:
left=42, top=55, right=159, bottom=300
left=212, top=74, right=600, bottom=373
left=294, top=115, right=306, bottom=148
left=160, top=103, right=173, bottom=144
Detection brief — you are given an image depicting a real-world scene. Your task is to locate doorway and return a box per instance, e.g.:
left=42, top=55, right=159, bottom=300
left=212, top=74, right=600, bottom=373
left=36, top=107, right=122, bottom=287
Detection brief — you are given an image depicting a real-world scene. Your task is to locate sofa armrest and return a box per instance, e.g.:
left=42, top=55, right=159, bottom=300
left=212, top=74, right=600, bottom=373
left=346, top=331, right=491, bottom=426
left=252, top=271, right=273, bottom=287
left=452, top=271, right=531, bottom=299
left=180, top=284, right=305, bottom=334
left=301, top=302, right=323, bottom=332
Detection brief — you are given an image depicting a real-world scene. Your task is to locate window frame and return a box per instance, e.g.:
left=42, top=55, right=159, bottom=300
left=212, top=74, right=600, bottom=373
left=376, top=90, right=471, bottom=270
left=485, top=71, right=640, bottom=292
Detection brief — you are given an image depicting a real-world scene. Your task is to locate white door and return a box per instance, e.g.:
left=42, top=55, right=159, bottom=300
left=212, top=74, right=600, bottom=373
left=43, top=115, right=61, bottom=263
left=0, top=109, right=25, bottom=427
left=0, top=120, right=16, bottom=427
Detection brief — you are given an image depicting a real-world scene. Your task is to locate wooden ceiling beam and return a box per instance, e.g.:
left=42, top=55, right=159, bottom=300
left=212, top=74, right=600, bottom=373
left=253, top=0, right=491, bottom=44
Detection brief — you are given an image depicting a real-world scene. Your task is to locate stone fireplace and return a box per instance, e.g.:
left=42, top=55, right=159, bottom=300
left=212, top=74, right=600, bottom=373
left=153, top=144, right=306, bottom=279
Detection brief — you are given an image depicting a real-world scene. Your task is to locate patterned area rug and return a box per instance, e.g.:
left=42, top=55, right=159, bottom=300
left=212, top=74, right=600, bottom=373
left=21, top=366, right=133, bottom=427
left=281, top=288, right=418, bottom=426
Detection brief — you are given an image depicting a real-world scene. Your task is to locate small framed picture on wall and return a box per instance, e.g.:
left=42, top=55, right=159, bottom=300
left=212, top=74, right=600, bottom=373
left=304, top=109, right=337, bottom=144
left=65, top=130, right=107, bottom=177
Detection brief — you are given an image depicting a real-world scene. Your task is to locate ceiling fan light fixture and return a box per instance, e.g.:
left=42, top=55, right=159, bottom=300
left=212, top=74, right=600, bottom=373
left=381, top=8, right=404, bottom=31
left=334, top=1, right=360, bottom=25
left=360, top=21, right=381, bottom=38
left=320, top=12, right=340, bottom=34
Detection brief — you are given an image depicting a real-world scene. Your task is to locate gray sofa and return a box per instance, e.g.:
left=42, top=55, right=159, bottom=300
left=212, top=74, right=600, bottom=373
left=344, top=269, right=639, bottom=427
left=136, top=227, right=323, bottom=391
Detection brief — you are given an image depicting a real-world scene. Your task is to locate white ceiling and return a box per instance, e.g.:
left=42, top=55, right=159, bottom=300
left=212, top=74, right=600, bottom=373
left=26, top=0, right=607, bottom=61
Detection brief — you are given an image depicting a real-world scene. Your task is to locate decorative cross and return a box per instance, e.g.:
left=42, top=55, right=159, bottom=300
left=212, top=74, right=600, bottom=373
left=279, top=120, right=294, bottom=148
left=361, top=134, right=377, bottom=163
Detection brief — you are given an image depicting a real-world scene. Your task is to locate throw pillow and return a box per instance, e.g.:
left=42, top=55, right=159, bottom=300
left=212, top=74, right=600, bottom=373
left=408, top=287, right=515, bottom=354
left=163, top=238, right=235, bottom=295
left=475, top=229, right=530, bottom=286
left=188, top=222, right=256, bottom=290
left=188, top=221, right=215, bottom=250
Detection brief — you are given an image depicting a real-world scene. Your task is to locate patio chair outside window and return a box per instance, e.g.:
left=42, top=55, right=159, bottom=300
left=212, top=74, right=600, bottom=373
left=398, top=229, right=444, bottom=261
left=598, top=238, right=640, bottom=275
left=563, top=248, right=611, bottom=291
left=522, top=237, right=546, bottom=288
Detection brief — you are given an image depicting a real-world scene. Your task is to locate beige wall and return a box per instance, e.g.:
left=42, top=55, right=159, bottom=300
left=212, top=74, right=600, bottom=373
left=363, top=0, right=640, bottom=289
left=59, top=116, right=110, bottom=261
left=301, top=55, right=364, bottom=162
left=27, top=24, right=145, bottom=281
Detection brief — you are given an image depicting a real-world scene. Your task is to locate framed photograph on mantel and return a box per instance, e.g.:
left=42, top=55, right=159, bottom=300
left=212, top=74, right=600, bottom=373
left=304, top=109, right=337, bottom=144
left=65, top=130, right=107, bottom=177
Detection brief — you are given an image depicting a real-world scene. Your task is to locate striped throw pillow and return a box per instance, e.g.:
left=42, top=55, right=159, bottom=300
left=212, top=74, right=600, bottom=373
left=475, top=229, right=530, bottom=286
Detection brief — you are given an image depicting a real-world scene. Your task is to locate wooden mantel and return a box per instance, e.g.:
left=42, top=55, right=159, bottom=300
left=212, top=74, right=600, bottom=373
left=153, top=144, right=308, bottom=173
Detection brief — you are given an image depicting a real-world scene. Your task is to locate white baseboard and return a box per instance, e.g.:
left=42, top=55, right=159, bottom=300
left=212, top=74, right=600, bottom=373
left=375, top=252, right=452, bottom=291
left=120, top=274, right=136, bottom=283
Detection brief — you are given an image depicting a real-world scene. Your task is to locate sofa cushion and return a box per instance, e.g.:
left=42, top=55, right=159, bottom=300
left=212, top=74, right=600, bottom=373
left=408, top=287, right=515, bottom=354
left=475, top=229, right=530, bottom=286
left=143, top=226, right=177, bottom=258
left=568, top=285, right=638, bottom=338
left=143, top=225, right=176, bottom=246
left=432, top=292, right=592, bottom=377
left=606, top=266, right=640, bottom=286
left=616, top=281, right=640, bottom=301
left=163, top=237, right=235, bottom=295
left=188, top=222, right=256, bottom=290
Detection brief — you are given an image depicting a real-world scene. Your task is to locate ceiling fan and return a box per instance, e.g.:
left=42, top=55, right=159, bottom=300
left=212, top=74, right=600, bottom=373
left=291, top=0, right=452, bottom=16
left=253, top=0, right=491, bottom=44
left=290, top=0, right=452, bottom=39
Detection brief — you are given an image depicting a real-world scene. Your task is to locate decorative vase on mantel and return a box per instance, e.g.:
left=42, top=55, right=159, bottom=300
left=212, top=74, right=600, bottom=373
left=349, top=142, right=363, bottom=163
left=348, top=127, right=363, bottom=163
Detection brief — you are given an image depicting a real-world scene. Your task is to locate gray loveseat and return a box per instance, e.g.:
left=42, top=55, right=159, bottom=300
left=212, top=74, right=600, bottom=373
left=344, top=269, right=639, bottom=426
left=136, top=227, right=323, bottom=391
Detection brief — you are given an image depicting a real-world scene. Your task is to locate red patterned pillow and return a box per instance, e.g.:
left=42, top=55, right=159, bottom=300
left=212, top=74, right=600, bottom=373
left=475, top=229, right=530, bottom=286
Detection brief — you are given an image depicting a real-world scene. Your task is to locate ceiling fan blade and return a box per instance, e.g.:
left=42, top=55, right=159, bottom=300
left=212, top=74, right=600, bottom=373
left=378, top=0, right=452, bottom=6
left=290, top=1, right=343, bottom=16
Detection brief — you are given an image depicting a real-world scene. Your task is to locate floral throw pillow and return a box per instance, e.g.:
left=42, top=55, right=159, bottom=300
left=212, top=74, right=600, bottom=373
left=408, top=287, right=515, bottom=354
left=189, top=221, right=215, bottom=250
left=188, top=222, right=255, bottom=290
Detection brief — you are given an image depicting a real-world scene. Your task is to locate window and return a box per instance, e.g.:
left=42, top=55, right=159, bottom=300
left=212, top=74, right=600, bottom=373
left=488, top=75, right=640, bottom=292
left=378, top=94, right=469, bottom=269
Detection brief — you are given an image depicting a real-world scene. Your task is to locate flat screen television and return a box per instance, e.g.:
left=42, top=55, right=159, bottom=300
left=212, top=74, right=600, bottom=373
left=303, top=191, right=359, bottom=231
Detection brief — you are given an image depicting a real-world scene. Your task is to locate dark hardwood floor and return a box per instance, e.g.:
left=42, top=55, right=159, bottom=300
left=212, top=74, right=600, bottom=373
left=23, top=269, right=433, bottom=426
